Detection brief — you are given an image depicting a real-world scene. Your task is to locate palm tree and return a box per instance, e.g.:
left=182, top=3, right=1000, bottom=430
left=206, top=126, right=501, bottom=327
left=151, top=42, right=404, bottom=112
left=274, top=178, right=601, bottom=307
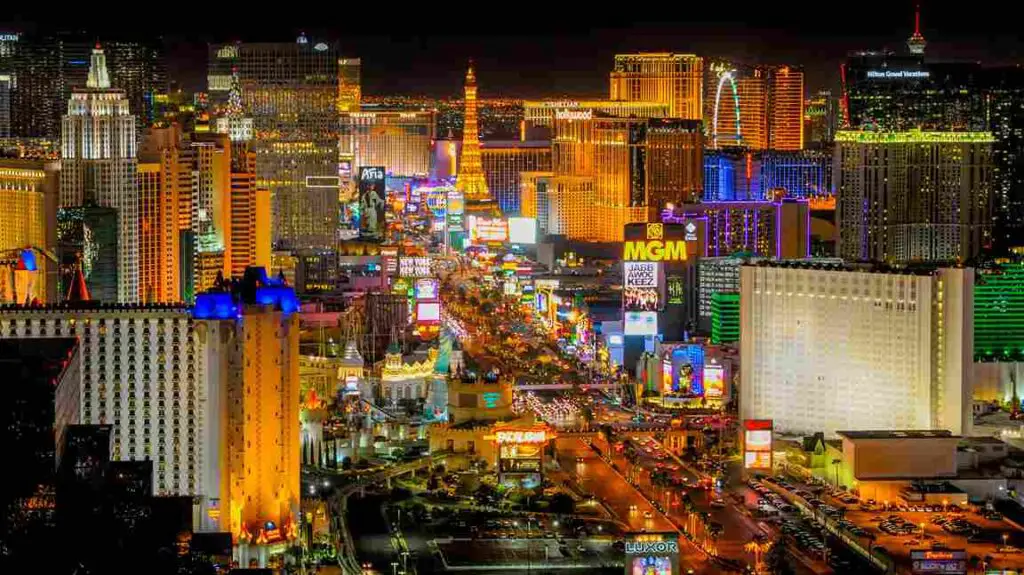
left=744, top=537, right=773, bottom=574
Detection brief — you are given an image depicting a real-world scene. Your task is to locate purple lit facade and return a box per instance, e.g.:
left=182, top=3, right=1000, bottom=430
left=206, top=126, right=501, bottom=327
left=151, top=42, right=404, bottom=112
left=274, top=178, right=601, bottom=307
left=661, top=199, right=810, bottom=258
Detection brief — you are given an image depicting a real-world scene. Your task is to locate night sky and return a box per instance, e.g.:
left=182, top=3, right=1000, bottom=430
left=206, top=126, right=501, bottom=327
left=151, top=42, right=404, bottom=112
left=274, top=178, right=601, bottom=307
left=4, top=2, right=1022, bottom=98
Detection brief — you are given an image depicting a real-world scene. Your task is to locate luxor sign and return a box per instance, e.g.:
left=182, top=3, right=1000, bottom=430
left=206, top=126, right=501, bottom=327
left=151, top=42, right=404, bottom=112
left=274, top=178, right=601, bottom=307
left=624, top=540, right=679, bottom=555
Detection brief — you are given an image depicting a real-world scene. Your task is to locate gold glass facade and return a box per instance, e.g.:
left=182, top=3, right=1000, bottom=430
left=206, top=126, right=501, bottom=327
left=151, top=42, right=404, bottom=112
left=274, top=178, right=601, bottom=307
left=340, top=110, right=435, bottom=179
left=768, top=66, right=805, bottom=151
left=337, top=58, right=361, bottom=113
left=552, top=115, right=702, bottom=242
left=137, top=162, right=180, bottom=303
left=0, top=160, right=57, bottom=303
left=229, top=151, right=271, bottom=277
left=481, top=143, right=551, bottom=214
left=610, top=53, right=704, bottom=121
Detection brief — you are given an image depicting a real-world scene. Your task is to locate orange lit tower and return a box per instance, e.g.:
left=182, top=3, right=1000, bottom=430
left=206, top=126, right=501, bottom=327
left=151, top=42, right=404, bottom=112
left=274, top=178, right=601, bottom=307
left=768, top=66, right=804, bottom=151
left=455, top=62, right=490, bottom=201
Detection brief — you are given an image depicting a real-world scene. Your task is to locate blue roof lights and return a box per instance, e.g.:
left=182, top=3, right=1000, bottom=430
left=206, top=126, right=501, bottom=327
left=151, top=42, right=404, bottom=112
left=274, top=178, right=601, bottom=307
left=255, top=286, right=300, bottom=315
left=193, top=292, right=240, bottom=320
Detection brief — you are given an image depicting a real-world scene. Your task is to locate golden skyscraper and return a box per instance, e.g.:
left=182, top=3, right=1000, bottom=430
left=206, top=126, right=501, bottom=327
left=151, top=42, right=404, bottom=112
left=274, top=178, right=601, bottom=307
left=610, top=53, right=704, bottom=120
left=768, top=66, right=805, bottom=151
left=137, top=161, right=180, bottom=303
left=455, top=62, right=490, bottom=201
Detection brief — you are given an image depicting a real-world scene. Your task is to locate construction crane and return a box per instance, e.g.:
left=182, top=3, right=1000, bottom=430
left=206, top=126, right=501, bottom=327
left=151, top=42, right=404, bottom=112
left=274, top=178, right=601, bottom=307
left=0, top=246, right=58, bottom=305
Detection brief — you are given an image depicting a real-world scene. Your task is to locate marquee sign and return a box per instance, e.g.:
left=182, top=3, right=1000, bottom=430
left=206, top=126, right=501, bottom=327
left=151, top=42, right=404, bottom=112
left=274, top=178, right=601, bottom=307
left=495, top=430, right=547, bottom=444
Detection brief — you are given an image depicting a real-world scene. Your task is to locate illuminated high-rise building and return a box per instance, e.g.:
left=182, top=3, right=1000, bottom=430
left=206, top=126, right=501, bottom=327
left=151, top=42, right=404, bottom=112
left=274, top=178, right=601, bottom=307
left=208, top=39, right=339, bottom=249
left=337, top=58, right=361, bottom=113
left=455, top=62, right=490, bottom=201
left=340, top=109, right=435, bottom=179
left=0, top=32, right=15, bottom=137
left=804, top=90, right=836, bottom=147
left=193, top=273, right=300, bottom=565
left=56, top=206, right=118, bottom=302
left=0, top=304, right=206, bottom=497
left=610, top=53, right=703, bottom=120
left=481, top=141, right=551, bottom=214
left=229, top=150, right=271, bottom=278
left=136, top=161, right=179, bottom=303
left=551, top=115, right=702, bottom=241
left=907, top=1, right=927, bottom=55
left=60, top=46, right=138, bottom=303
left=8, top=35, right=164, bottom=139
left=835, top=130, right=994, bottom=263
left=522, top=99, right=669, bottom=137
left=0, top=159, right=59, bottom=303
left=740, top=263, right=974, bottom=438
left=767, top=66, right=804, bottom=151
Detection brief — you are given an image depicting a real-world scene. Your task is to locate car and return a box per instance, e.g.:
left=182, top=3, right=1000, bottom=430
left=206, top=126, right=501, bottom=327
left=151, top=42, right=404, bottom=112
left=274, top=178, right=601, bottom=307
left=711, top=498, right=727, bottom=508
left=643, top=511, right=653, bottom=519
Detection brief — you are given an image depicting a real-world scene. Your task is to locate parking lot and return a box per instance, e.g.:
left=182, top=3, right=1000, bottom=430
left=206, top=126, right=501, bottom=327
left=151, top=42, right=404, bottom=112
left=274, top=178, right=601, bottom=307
left=764, top=473, right=1024, bottom=571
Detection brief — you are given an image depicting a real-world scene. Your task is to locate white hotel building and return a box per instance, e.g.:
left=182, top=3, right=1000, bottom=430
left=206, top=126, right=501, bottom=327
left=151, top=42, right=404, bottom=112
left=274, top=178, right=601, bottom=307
left=0, top=304, right=209, bottom=499
left=739, top=262, right=973, bottom=438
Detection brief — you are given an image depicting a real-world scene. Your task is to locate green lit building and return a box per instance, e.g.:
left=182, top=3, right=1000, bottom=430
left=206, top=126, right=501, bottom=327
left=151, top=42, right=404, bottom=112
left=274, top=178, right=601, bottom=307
left=711, top=292, right=740, bottom=345
left=975, top=262, right=1024, bottom=361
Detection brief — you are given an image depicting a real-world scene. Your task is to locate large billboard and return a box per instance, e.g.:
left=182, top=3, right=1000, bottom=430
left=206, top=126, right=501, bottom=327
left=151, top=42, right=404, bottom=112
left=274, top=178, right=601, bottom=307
left=624, top=311, right=658, bottom=336
left=703, top=361, right=725, bottom=399
left=468, top=216, right=509, bottom=244
left=508, top=216, right=538, bottom=244
left=743, top=420, right=773, bottom=471
left=358, top=166, right=386, bottom=240
left=624, top=261, right=662, bottom=312
left=624, top=533, right=679, bottom=575
left=910, top=549, right=966, bottom=574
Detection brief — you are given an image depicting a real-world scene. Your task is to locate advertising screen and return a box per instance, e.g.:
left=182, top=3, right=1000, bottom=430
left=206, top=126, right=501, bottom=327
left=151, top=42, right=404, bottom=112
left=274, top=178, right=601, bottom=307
left=416, top=302, right=441, bottom=324
left=358, top=167, right=386, bottom=240
left=414, top=278, right=439, bottom=300
left=468, top=216, right=509, bottom=243
left=624, top=287, right=660, bottom=311
left=508, top=217, right=538, bottom=244
left=624, top=311, right=658, bottom=336
left=661, top=359, right=673, bottom=394
left=909, top=550, right=967, bottom=574
left=743, top=420, right=773, bottom=471
left=703, top=362, right=725, bottom=398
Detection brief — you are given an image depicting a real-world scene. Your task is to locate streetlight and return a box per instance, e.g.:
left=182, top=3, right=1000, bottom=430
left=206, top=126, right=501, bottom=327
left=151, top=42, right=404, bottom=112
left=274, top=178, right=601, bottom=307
left=390, top=561, right=398, bottom=575
left=1003, top=532, right=1009, bottom=548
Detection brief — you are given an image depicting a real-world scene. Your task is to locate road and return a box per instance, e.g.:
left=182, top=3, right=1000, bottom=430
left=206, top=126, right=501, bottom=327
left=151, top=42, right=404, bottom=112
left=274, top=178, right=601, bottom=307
left=553, top=437, right=722, bottom=574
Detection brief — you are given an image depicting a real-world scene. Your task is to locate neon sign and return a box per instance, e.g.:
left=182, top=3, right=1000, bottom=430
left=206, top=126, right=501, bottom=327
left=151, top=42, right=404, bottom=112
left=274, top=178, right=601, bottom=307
left=624, top=540, right=679, bottom=555
left=555, top=109, right=592, bottom=121
left=865, top=70, right=930, bottom=79
left=624, top=240, right=687, bottom=262
left=495, top=430, right=547, bottom=444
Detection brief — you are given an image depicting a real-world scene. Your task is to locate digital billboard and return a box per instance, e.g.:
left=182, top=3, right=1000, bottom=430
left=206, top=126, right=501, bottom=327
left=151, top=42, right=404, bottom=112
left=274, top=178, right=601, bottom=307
left=743, top=420, right=773, bottom=471
left=414, top=278, right=439, bottom=300
left=624, top=287, right=659, bottom=311
left=508, top=217, right=538, bottom=244
left=910, top=549, right=966, bottom=574
left=358, top=166, right=386, bottom=240
left=468, top=216, right=509, bottom=244
left=703, top=361, right=725, bottom=399
left=624, top=533, right=679, bottom=575
left=624, top=311, right=658, bottom=336
left=416, top=302, right=441, bottom=324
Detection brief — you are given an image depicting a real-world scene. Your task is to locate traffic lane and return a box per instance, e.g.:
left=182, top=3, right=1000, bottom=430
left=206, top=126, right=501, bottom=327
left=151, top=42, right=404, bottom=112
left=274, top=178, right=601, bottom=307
left=555, top=442, right=671, bottom=533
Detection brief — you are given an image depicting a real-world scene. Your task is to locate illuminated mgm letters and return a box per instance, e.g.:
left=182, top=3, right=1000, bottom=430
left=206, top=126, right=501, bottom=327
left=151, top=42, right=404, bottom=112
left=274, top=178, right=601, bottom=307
left=624, top=240, right=687, bottom=262
left=623, top=222, right=689, bottom=262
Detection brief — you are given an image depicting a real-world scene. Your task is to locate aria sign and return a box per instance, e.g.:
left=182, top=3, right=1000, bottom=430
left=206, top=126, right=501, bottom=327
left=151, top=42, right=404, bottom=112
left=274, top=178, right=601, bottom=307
left=624, top=540, right=679, bottom=555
